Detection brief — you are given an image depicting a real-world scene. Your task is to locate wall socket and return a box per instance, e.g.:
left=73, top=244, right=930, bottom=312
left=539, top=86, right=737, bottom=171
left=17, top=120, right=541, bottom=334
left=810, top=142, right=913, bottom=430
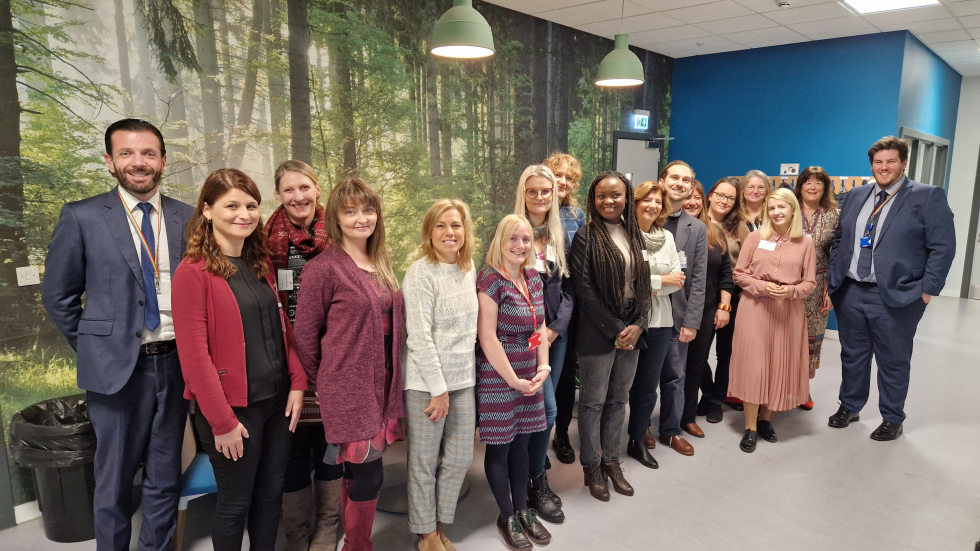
left=15, top=266, right=40, bottom=287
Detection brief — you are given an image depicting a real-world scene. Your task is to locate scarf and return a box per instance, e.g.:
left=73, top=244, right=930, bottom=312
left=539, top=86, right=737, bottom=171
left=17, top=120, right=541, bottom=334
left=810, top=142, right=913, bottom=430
left=642, top=227, right=666, bottom=253
left=266, top=205, right=330, bottom=270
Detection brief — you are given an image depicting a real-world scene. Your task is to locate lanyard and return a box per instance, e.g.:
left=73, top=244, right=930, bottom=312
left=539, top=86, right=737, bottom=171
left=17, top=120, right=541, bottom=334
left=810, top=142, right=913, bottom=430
left=501, top=267, right=537, bottom=328
left=804, top=207, right=821, bottom=235
left=863, top=186, right=899, bottom=237
left=118, top=189, right=162, bottom=281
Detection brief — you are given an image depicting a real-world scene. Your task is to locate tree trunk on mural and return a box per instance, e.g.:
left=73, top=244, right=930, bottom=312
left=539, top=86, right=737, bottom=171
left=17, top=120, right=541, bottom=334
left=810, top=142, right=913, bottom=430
left=265, top=0, right=288, bottom=166
left=226, top=0, right=264, bottom=168
left=166, top=75, right=194, bottom=196
left=193, top=0, right=225, bottom=172
left=439, top=64, right=452, bottom=181
left=529, top=18, right=548, bottom=164
left=425, top=54, right=441, bottom=184
left=213, top=0, right=235, bottom=135
left=113, top=0, right=134, bottom=113
left=327, top=2, right=356, bottom=176
left=132, top=0, right=157, bottom=120
left=287, top=0, right=311, bottom=164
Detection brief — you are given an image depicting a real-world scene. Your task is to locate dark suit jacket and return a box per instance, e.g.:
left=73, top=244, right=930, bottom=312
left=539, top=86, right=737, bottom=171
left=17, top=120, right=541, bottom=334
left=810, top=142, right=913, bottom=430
left=827, top=177, right=955, bottom=308
left=569, top=226, right=649, bottom=356
left=42, top=190, right=193, bottom=395
left=667, top=211, right=709, bottom=332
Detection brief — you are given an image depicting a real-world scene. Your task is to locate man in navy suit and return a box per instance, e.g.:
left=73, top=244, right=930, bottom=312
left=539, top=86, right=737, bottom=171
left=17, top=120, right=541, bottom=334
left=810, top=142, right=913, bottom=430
left=826, top=136, right=955, bottom=441
left=42, top=119, right=194, bottom=550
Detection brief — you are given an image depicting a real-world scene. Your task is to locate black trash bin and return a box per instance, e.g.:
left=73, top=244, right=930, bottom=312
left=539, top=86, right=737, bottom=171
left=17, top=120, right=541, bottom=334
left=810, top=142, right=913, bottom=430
left=9, top=395, right=97, bottom=543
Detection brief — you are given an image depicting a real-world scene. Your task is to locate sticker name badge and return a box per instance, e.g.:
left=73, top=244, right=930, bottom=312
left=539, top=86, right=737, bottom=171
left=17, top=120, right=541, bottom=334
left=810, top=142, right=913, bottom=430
left=677, top=251, right=687, bottom=269
left=641, top=250, right=649, bottom=261
left=277, top=269, right=294, bottom=291
left=758, top=240, right=777, bottom=251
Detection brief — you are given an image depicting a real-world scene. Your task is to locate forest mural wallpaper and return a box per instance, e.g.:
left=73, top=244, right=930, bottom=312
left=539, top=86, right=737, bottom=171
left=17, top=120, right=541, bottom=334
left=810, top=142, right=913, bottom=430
left=0, top=0, right=672, bottom=506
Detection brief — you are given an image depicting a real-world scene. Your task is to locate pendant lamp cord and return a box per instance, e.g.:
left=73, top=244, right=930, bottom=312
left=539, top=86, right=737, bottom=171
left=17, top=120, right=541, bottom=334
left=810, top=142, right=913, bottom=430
left=621, top=0, right=625, bottom=34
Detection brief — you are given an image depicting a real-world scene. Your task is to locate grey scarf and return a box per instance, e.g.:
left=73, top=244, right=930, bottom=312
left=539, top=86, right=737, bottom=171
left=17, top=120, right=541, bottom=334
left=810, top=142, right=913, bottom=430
left=642, top=227, right=666, bottom=253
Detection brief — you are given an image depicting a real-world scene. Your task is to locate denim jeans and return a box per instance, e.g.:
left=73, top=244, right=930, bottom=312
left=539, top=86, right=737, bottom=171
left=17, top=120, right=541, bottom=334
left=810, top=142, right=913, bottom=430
left=627, top=327, right=673, bottom=441
left=577, top=347, right=640, bottom=467
left=658, top=329, right=688, bottom=438
left=528, top=334, right=568, bottom=474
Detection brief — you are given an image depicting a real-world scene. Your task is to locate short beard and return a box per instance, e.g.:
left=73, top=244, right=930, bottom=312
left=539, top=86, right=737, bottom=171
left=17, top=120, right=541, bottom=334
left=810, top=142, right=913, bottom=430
left=113, top=166, right=163, bottom=197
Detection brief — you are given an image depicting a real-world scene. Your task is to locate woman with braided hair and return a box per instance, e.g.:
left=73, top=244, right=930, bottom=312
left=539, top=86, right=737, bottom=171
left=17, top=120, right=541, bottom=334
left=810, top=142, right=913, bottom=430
left=569, top=170, right=651, bottom=502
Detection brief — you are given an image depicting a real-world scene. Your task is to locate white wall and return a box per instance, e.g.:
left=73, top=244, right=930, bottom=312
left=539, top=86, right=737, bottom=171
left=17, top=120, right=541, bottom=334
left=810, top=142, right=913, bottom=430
left=942, top=76, right=980, bottom=297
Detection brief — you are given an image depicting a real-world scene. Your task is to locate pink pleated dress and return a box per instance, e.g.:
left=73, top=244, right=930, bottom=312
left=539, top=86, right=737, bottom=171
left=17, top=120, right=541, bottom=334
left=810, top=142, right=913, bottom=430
left=728, top=231, right=816, bottom=411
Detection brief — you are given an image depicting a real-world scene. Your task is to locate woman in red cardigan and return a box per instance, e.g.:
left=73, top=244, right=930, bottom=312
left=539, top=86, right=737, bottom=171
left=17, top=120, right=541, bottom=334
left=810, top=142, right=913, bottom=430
left=172, top=169, right=306, bottom=551
left=293, top=177, right=405, bottom=551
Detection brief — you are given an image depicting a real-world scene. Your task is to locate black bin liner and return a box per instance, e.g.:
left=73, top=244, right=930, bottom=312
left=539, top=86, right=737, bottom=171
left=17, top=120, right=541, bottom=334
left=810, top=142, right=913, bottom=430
left=9, top=395, right=96, bottom=543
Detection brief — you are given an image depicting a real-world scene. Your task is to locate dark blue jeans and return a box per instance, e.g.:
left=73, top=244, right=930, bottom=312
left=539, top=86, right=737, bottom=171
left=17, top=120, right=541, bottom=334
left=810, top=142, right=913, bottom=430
left=658, top=329, right=689, bottom=438
left=528, top=334, right=568, bottom=475
left=86, top=348, right=186, bottom=551
left=627, top=327, right=672, bottom=441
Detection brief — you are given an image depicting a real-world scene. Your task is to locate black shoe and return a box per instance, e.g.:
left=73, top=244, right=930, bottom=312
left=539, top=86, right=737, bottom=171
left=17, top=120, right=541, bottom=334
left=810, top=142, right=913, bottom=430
left=626, top=438, right=659, bottom=469
left=757, top=420, right=777, bottom=443
left=497, top=515, right=533, bottom=550
left=527, top=472, right=565, bottom=524
left=544, top=455, right=552, bottom=470
left=870, top=421, right=903, bottom=441
left=739, top=429, right=758, bottom=453
left=552, top=432, right=575, bottom=465
left=729, top=401, right=744, bottom=411
left=828, top=406, right=860, bottom=428
left=517, top=509, right=552, bottom=545
left=695, top=396, right=710, bottom=417
left=706, top=403, right=723, bottom=424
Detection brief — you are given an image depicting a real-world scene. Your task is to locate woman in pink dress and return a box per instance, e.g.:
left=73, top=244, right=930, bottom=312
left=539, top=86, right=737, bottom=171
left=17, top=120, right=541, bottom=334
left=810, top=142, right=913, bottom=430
left=728, top=188, right=816, bottom=453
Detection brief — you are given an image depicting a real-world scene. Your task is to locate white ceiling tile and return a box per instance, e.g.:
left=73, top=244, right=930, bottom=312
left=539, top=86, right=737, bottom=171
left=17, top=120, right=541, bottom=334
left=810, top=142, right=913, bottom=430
left=788, top=15, right=875, bottom=35
left=695, top=13, right=781, bottom=34
left=662, top=34, right=742, bottom=50
left=633, top=24, right=715, bottom=43
left=661, top=0, right=755, bottom=24
left=622, top=12, right=688, bottom=32
left=928, top=39, right=980, bottom=51
left=949, top=0, right=980, bottom=17
left=724, top=24, right=805, bottom=44
left=938, top=48, right=980, bottom=59
left=538, top=0, right=628, bottom=27
left=736, top=34, right=810, bottom=47
left=968, top=27, right=980, bottom=39
left=916, top=29, right=972, bottom=43
left=685, top=44, right=750, bottom=56
left=958, top=14, right=980, bottom=27
left=575, top=19, right=625, bottom=38
left=637, top=43, right=690, bottom=57
left=861, top=5, right=950, bottom=26
left=481, top=0, right=554, bottom=15
left=762, top=2, right=854, bottom=25
left=733, top=0, right=838, bottom=13
left=807, top=28, right=880, bottom=40
left=877, top=18, right=962, bottom=33
left=518, top=0, right=599, bottom=9
left=629, top=0, right=716, bottom=11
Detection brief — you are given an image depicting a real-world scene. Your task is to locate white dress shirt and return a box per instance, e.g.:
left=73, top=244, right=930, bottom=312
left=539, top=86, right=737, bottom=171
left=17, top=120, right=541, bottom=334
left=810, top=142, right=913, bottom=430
left=846, top=176, right=905, bottom=283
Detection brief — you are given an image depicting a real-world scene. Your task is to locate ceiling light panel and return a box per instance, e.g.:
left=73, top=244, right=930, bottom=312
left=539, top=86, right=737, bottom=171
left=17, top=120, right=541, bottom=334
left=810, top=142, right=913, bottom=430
left=842, top=0, right=939, bottom=15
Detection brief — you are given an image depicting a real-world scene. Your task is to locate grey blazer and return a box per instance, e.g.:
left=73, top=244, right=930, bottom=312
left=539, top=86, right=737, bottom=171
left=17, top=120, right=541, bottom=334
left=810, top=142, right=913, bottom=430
left=667, top=211, right=708, bottom=332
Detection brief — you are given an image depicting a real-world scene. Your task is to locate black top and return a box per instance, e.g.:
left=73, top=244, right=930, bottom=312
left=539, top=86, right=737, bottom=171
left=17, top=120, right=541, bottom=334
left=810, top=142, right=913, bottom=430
left=227, top=256, right=288, bottom=403
left=537, top=234, right=575, bottom=338
left=701, top=240, right=737, bottom=324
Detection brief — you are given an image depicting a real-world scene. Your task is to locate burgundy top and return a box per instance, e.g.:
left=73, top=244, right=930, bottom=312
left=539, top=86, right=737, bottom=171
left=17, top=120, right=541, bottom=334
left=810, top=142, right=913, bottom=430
left=172, top=258, right=306, bottom=436
left=293, top=245, right=405, bottom=443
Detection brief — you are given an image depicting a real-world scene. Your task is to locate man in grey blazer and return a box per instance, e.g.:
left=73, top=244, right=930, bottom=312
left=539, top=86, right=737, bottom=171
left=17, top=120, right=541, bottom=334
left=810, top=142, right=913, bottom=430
left=654, top=160, right=708, bottom=456
left=42, top=119, right=194, bottom=551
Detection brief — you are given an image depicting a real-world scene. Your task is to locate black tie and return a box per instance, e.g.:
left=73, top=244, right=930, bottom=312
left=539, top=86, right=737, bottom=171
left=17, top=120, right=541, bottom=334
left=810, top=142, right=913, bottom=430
left=856, top=190, right=889, bottom=280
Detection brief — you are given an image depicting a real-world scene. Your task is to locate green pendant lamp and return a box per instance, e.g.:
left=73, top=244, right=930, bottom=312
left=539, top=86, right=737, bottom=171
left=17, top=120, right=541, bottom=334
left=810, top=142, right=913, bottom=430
left=595, top=1, right=644, bottom=87
left=431, top=0, right=495, bottom=59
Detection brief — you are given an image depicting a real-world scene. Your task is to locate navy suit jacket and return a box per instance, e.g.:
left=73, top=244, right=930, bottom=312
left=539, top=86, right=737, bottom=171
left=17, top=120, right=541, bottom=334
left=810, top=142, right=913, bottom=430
left=42, top=190, right=194, bottom=395
left=827, top=177, right=955, bottom=308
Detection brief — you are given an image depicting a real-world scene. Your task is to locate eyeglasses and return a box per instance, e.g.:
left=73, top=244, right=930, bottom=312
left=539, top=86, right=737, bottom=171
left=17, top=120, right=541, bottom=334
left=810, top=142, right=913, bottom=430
left=525, top=188, right=553, bottom=200
left=712, top=191, right=736, bottom=204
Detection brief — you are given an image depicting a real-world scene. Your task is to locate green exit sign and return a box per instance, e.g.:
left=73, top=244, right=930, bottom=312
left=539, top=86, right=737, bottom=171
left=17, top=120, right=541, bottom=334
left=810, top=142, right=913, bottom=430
left=633, top=113, right=649, bottom=131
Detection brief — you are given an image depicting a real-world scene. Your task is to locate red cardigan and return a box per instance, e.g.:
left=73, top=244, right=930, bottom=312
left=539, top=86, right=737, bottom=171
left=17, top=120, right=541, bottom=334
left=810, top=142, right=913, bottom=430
left=172, top=257, right=306, bottom=436
left=293, top=244, right=405, bottom=443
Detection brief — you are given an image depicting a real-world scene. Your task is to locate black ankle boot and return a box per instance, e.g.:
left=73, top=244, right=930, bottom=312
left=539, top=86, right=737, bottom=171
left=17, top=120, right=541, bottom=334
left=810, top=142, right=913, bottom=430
left=552, top=431, right=575, bottom=464
left=527, top=471, right=565, bottom=524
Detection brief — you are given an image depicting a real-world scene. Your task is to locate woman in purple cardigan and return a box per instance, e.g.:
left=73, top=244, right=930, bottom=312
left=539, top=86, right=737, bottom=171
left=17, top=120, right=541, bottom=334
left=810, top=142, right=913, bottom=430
left=294, top=177, right=404, bottom=551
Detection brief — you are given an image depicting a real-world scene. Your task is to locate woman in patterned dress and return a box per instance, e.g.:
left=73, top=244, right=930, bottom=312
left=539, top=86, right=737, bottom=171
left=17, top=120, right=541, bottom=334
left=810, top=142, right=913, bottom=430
left=794, top=166, right=840, bottom=409
left=476, top=214, right=552, bottom=551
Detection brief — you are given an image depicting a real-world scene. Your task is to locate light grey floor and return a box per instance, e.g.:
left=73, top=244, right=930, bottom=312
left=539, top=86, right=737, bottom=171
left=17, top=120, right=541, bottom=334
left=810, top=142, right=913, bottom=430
left=4, top=296, right=980, bottom=551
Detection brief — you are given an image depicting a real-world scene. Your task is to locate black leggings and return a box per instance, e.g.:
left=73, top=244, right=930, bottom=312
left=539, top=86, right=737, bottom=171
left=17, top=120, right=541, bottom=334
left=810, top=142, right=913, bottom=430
left=195, top=393, right=292, bottom=551
left=484, top=432, right=532, bottom=519
left=283, top=423, right=345, bottom=493
left=344, top=458, right=384, bottom=502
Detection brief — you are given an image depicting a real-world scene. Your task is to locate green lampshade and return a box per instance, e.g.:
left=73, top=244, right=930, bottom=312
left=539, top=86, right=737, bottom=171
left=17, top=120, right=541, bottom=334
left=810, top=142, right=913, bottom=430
left=431, top=0, right=495, bottom=59
left=595, top=34, right=644, bottom=87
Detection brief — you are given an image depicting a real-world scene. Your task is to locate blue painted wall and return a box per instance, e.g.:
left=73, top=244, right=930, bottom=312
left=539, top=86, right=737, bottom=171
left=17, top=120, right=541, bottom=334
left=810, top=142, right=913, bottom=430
left=670, top=32, right=909, bottom=187
left=897, top=32, right=962, bottom=166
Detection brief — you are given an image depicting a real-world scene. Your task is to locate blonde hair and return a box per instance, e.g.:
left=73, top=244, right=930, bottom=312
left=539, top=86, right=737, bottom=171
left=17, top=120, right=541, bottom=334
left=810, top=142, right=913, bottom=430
left=485, top=214, right=534, bottom=273
left=274, top=160, right=320, bottom=193
left=419, top=199, right=475, bottom=272
left=514, top=165, right=568, bottom=277
left=634, top=180, right=671, bottom=228
left=543, top=151, right=582, bottom=207
left=324, top=177, right=398, bottom=290
left=740, top=169, right=772, bottom=226
left=760, top=188, right=804, bottom=240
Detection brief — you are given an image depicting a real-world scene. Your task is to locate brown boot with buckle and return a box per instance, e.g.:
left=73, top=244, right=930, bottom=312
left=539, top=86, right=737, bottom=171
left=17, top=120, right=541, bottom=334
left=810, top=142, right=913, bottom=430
left=601, top=461, right=634, bottom=496
left=583, top=465, right=609, bottom=502
left=659, top=435, right=695, bottom=456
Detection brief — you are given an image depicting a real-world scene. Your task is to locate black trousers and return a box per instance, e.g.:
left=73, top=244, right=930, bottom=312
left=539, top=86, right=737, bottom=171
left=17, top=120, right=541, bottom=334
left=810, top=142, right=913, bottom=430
left=283, top=423, right=344, bottom=493
left=700, top=295, right=740, bottom=406
left=195, top=392, right=293, bottom=551
left=683, top=305, right=718, bottom=423
left=554, top=325, right=578, bottom=436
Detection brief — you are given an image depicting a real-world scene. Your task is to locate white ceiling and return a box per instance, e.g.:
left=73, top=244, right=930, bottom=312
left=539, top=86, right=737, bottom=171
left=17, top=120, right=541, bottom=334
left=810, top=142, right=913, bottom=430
left=482, top=0, right=980, bottom=76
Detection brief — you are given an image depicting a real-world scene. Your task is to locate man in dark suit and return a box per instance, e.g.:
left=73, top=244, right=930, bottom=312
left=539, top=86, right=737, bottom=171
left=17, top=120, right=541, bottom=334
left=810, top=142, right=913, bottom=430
left=42, top=119, right=194, bottom=550
left=826, top=136, right=955, bottom=441
left=655, top=160, right=708, bottom=456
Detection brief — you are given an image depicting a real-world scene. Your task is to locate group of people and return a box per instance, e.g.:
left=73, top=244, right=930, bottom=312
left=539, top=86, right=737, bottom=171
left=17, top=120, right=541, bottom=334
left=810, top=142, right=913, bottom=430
left=41, top=119, right=956, bottom=551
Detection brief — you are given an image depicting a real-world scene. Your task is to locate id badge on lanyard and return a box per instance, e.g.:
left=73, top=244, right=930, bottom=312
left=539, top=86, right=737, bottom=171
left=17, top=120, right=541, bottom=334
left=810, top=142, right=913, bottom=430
left=503, top=267, right=540, bottom=351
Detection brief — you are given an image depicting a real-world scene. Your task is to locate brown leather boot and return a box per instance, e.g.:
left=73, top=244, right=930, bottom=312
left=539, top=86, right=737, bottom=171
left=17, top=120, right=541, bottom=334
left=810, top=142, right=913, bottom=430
left=601, top=461, right=634, bottom=496
left=496, top=515, right=532, bottom=550
left=517, top=509, right=552, bottom=545
left=281, top=485, right=315, bottom=551
left=583, top=465, right=609, bottom=502
left=310, top=479, right=342, bottom=551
